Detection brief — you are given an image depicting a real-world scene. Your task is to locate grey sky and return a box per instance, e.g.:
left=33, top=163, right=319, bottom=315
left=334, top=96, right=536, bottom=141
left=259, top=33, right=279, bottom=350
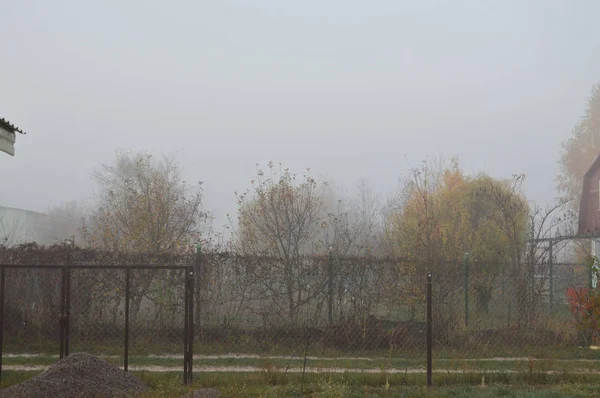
left=1, top=0, right=599, bottom=230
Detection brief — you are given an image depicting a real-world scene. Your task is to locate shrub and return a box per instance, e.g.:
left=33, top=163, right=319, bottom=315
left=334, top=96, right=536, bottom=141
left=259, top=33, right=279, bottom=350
left=566, top=286, right=600, bottom=345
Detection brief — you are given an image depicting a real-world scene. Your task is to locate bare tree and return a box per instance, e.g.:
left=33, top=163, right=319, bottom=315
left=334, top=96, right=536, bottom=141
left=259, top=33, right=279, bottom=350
left=321, top=179, right=385, bottom=324
left=323, top=179, right=383, bottom=257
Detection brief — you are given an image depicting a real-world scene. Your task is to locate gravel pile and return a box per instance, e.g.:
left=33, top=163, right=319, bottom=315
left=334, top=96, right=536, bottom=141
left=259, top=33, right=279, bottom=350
left=0, top=352, right=149, bottom=398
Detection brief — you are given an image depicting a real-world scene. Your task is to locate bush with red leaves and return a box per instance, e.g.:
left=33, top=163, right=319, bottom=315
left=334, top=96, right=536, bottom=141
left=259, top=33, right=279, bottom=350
left=566, top=286, right=600, bottom=345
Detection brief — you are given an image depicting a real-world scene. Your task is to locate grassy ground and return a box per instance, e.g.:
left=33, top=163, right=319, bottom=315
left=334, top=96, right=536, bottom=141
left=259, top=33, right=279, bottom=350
left=2, top=340, right=600, bottom=396
left=6, top=337, right=600, bottom=359
left=116, top=372, right=600, bottom=398
left=3, top=370, right=600, bottom=397
left=5, top=339, right=600, bottom=359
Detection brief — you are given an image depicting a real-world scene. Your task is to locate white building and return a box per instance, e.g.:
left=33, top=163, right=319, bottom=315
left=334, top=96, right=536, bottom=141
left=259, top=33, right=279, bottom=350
left=0, top=206, right=50, bottom=245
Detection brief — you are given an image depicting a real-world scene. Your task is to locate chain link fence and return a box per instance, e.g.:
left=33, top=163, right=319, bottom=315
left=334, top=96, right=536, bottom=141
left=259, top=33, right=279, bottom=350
left=1, top=243, right=598, bottom=385
left=70, top=267, right=126, bottom=356
left=434, top=239, right=598, bottom=379
left=2, top=267, right=62, bottom=356
left=192, top=247, right=598, bottom=381
left=0, top=244, right=193, bottom=383
left=192, top=253, right=428, bottom=377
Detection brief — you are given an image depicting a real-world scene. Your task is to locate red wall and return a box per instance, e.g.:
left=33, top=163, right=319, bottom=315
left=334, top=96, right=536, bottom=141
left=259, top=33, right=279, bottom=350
left=579, top=166, right=600, bottom=235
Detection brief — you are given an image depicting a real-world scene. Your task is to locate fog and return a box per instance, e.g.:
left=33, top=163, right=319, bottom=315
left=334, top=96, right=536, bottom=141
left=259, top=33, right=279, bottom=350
left=1, top=0, right=600, bottom=231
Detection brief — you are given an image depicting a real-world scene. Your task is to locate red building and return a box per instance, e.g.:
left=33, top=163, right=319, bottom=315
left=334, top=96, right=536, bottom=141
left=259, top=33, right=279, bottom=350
left=578, top=154, right=600, bottom=236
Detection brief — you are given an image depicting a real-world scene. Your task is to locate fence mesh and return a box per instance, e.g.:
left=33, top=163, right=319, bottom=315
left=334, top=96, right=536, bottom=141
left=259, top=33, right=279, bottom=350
left=192, top=254, right=428, bottom=375
left=0, top=266, right=190, bottom=373
left=70, top=268, right=126, bottom=357
left=128, top=268, right=187, bottom=365
left=0, top=243, right=598, bottom=384
left=188, top=249, right=598, bottom=380
left=2, top=268, right=62, bottom=368
left=433, top=240, right=597, bottom=376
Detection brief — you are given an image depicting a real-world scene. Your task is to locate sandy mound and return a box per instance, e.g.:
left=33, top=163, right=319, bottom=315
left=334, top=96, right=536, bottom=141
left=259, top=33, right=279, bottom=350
left=0, top=352, right=149, bottom=398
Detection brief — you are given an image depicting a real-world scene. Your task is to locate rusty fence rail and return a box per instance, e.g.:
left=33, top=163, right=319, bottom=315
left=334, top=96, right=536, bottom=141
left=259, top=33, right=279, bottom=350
left=0, top=264, right=194, bottom=385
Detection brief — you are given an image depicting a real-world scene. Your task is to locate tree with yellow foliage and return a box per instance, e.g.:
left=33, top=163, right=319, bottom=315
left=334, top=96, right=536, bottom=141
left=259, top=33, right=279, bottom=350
left=84, top=150, right=206, bottom=321
left=85, top=150, right=205, bottom=254
left=386, top=158, right=530, bottom=326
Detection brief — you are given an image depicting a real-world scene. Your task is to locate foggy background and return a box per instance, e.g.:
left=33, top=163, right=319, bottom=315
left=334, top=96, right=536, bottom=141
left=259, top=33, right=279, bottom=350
left=1, top=0, right=599, bottom=232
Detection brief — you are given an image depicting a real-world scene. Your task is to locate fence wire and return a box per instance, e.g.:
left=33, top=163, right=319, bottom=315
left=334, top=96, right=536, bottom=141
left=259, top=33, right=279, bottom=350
left=190, top=249, right=598, bottom=380
left=0, top=263, right=190, bottom=375
left=191, top=254, right=429, bottom=377
left=433, top=241, right=598, bottom=376
left=3, top=268, right=61, bottom=356
left=129, top=268, right=187, bottom=361
left=0, top=243, right=598, bottom=384
left=70, top=268, right=126, bottom=356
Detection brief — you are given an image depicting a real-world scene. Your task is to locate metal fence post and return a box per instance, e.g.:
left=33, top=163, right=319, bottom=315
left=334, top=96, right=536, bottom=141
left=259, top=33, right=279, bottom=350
left=590, top=240, right=597, bottom=290
left=194, top=244, right=202, bottom=339
left=124, top=268, right=130, bottom=372
left=183, top=267, right=189, bottom=385
left=59, top=267, right=66, bottom=359
left=463, top=253, right=469, bottom=328
left=328, top=246, right=334, bottom=326
left=188, top=267, right=194, bottom=383
left=0, top=267, right=5, bottom=382
left=549, top=241, right=554, bottom=312
left=427, top=272, right=433, bottom=387
left=65, top=267, right=71, bottom=357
